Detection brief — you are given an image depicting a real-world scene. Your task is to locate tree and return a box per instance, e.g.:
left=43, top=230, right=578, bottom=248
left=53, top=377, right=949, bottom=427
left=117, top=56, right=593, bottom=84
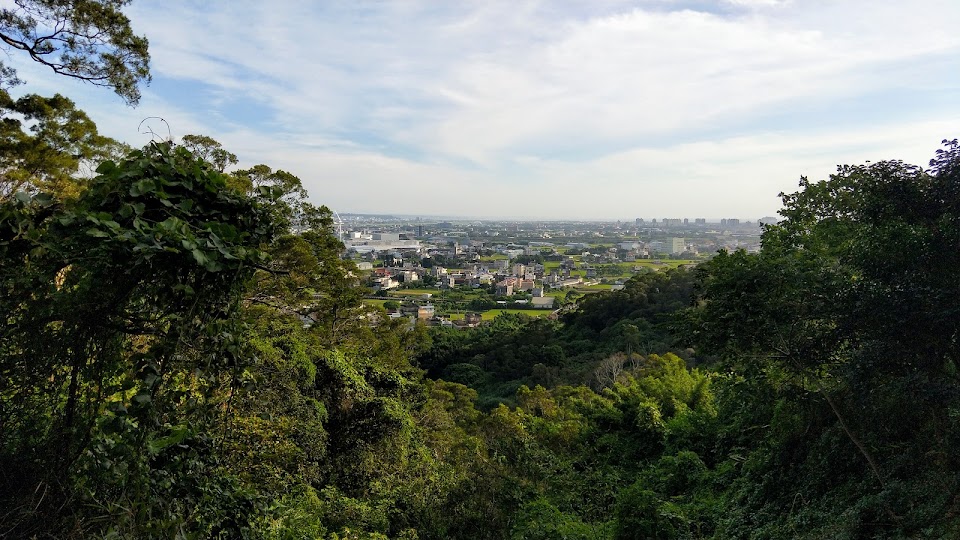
left=181, top=134, right=238, bottom=172
left=613, top=483, right=676, bottom=540
left=621, top=323, right=641, bottom=356
left=692, top=144, right=960, bottom=393
left=0, top=141, right=278, bottom=536
left=231, top=163, right=315, bottom=229
left=686, top=140, right=960, bottom=535
left=173, top=135, right=370, bottom=348
left=0, top=90, right=126, bottom=200
left=594, top=353, right=626, bottom=389
left=0, top=0, right=150, bottom=103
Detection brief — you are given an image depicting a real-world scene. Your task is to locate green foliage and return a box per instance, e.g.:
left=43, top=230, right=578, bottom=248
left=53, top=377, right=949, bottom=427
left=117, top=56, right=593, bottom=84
left=0, top=90, right=127, bottom=199
left=511, top=498, right=610, bottom=540
left=403, top=141, right=960, bottom=539
left=257, top=485, right=329, bottom=539
left=232, top=163, right=313, bottom=230
left=3, top=82, right=957, bottom=540
left=181, top=134, right=239, bottom=173
left=568, top=269, right=695, bottom=336
left=0, top=0, right=151, bottom=103
left=684, top=140, right=960, bottom=538
left=0, top=140, right=276, bottom=536
left=612, top=483, right=677, bottom=540
left=0, top=133, right=448, bottom=538
left=420, top=354, right=720, bottom=539
left=418, top=269, right=698, bottom=408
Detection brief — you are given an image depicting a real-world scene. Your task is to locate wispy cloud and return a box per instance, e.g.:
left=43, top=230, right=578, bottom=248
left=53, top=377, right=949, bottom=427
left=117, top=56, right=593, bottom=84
left=9, top=0, right=958, bottom=219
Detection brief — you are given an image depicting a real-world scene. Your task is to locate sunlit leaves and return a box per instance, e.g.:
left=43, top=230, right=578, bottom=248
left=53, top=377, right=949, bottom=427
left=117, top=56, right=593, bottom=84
left=0, top=91, right=126, bottom=200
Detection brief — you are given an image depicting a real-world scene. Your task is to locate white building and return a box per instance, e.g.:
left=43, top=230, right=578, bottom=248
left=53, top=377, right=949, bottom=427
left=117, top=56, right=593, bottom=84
left=671, top=238, right=686, bottom=254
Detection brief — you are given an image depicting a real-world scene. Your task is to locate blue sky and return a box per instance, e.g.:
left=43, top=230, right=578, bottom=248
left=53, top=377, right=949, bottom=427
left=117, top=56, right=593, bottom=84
left=9, top=0, right=960, bottom=220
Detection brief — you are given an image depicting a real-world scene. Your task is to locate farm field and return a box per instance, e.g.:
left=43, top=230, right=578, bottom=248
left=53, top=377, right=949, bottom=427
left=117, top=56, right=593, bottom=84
left=449, top=309, right=553, bottom=321
left=387, top=288, right=437, bottom=297
left=578, top=283, right=613, bottom=291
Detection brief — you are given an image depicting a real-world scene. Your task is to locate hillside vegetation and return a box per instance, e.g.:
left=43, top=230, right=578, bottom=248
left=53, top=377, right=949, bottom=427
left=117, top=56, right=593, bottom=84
left=2, top=3, right=957, bottom=537
left=3, top=134, right=959, bottom=538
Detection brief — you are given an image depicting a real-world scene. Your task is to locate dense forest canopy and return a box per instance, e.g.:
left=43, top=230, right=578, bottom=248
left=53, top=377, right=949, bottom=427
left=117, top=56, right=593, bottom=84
left=1, top=2, right=959, bottom=538
left=3, top=132, right=958, bottom=538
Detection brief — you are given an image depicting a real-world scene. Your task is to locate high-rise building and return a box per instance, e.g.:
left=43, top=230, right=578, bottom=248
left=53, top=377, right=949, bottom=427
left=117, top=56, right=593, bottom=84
left=671, top=238, right=686, bottom=254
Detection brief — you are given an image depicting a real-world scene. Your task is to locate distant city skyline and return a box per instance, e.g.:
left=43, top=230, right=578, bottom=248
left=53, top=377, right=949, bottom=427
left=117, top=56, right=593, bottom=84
left=338, top=213, right=779, bottom=223
left=9, top=1, right=959, bottom=220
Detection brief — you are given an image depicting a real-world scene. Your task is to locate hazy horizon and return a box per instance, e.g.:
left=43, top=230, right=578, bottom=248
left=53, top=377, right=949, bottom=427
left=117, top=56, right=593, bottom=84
left=337, top=212, right=778, bottom=223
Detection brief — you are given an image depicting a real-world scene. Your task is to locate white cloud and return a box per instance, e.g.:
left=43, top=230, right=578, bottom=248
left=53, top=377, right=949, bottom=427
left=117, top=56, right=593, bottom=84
left=416, top=5, right=958, bottom=165
left=724, top=0, right=789, bottom=7
left=6, top=0, right=957, bottom=219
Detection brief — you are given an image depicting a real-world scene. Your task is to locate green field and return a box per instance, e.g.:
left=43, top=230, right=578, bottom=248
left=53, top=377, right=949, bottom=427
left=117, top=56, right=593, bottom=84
left=632, top=259, right=698, bottom=269
left=481, top=309, right=552, bottom=320
left=449, top=308, right=553, bottom=321
left=479, top=254, right=509, bottom=262
left=577, top=283, right=613, bottom=291
left=387, top=288, right=437, bottom=297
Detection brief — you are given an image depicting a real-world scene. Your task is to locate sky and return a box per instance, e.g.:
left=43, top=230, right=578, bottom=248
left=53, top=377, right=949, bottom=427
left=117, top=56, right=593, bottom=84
left=8, top=0, right=960, bottom=220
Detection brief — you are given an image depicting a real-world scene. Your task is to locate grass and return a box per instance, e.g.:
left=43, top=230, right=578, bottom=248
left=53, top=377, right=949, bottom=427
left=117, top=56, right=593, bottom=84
left=448, top=308, right=552, bottom=321
left=631, top=259, right=698, bottom=270
left=479, top=309, right=552, bottom=320
left=387, top=288, right=437, bottom=297
left=577, top=283, right=613, bottom=290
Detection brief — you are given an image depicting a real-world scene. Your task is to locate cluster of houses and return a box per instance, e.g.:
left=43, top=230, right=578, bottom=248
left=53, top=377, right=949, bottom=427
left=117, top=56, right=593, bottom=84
left=386, top=303, right=487, bottom=329
left=367, top=259, right=570, bottom=311
left=345, top=232, right=719, bottom=327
